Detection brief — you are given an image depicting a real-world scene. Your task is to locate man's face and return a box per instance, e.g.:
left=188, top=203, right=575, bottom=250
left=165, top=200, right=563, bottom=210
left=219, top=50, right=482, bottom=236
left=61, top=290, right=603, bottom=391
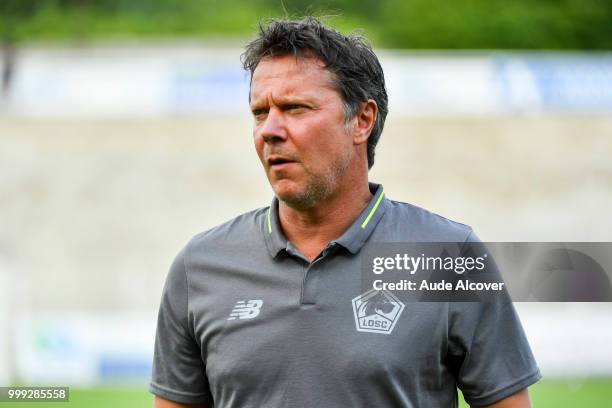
left=250, top=55, right=355, bottom=209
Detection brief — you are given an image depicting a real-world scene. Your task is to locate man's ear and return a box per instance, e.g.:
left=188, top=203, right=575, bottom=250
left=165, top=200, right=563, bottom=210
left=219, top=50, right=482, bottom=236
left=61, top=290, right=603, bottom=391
left=353, top=100, right=378, bottom=146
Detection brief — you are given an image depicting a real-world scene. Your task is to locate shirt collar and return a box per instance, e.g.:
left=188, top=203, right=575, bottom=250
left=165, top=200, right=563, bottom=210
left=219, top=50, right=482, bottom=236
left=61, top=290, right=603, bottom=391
left=263, top=183, right=388, bottom=258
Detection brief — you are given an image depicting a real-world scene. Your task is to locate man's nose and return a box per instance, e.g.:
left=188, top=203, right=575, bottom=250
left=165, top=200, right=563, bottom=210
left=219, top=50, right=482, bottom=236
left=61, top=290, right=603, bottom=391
left=260, top=108, right=287, bottom=143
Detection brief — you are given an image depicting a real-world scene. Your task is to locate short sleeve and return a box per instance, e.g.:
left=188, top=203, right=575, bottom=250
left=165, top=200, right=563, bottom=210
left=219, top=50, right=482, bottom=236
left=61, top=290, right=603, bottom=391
left=149, top=246, right=213, bottom=405
left=448, top=299, right=541, bottom=406
left=447, top=232, right=541, bottom=406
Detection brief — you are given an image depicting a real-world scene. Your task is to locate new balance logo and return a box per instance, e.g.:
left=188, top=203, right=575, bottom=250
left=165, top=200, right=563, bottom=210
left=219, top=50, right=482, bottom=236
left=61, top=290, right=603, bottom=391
left=227, top=299, right=263, bottom=320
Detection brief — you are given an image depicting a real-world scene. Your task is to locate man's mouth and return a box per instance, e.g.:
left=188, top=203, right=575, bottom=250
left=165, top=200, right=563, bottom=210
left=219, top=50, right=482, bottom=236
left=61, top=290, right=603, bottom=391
left=267, top=156, right=296, bottom=168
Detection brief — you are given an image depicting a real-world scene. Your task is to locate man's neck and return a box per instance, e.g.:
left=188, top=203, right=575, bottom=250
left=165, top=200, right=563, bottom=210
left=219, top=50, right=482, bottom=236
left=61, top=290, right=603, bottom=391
left=278, top=181, right=373, bottom=262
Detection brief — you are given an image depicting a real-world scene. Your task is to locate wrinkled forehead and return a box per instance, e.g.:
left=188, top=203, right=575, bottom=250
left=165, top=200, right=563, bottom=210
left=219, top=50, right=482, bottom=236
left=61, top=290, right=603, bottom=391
left=255, top=49, right=327, bottom=73
left=249, top=54, right=339, bottom=101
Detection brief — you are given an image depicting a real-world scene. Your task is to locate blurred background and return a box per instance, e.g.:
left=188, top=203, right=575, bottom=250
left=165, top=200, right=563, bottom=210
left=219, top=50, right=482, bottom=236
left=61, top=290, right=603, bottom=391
left=1, top=1, right=611, bottom=407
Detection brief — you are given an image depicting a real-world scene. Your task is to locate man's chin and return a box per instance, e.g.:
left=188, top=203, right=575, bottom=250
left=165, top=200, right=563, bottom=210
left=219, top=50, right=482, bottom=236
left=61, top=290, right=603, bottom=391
left=273, top=184, right=315, bottom=210
left=272, top=181, right=330, bottom=210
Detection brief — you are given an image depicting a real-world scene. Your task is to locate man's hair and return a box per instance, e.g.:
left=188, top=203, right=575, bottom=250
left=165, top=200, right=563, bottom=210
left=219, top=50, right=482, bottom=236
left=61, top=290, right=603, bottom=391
left=242, top=17, right=388, bottom=169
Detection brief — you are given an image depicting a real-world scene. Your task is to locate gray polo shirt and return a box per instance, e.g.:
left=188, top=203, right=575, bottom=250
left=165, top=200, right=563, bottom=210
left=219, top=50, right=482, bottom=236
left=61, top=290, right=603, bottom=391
left=150, top=183, right=541, bottom=407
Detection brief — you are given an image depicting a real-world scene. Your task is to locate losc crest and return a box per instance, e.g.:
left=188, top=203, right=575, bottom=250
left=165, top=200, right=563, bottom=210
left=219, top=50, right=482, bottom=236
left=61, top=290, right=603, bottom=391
left=351, top=289, right=405, bottom=334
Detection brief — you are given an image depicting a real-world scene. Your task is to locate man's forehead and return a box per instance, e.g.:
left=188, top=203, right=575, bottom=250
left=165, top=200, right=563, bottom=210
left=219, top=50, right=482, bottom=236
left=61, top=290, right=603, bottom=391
left=259, top=53, right=326, bottom=68
left=250, top=55, right=337, bottom=98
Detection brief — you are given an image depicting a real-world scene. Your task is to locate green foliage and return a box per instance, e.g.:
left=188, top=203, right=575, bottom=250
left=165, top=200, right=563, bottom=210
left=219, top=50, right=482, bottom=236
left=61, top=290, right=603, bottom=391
left=460, top=378, right=612, bottom=408
left=376, top=0, right=612, bottom=49
left=0, top=0, right=610, bottom=49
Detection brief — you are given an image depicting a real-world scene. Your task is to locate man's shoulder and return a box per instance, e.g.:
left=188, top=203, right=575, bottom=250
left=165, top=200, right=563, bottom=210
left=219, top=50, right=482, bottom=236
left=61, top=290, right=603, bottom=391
left=383, top=198, right=476, bottom=242
left=186, top=206, right=268, bottom=251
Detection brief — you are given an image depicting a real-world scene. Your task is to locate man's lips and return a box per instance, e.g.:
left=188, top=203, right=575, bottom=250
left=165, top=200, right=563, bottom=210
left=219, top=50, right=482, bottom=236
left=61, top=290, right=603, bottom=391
left=267, top=155, right=298, bottom=169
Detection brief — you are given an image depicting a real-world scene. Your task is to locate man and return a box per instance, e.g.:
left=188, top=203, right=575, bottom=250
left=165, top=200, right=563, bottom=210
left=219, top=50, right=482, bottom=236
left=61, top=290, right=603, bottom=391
left=150, top=17, right=541, bottom=408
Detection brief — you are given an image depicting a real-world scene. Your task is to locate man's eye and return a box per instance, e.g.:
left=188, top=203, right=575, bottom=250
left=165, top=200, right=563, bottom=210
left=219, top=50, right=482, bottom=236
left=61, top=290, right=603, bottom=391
left=252, top=109, right=267, bottom=117
left=286, top=105, right=306, bottom=112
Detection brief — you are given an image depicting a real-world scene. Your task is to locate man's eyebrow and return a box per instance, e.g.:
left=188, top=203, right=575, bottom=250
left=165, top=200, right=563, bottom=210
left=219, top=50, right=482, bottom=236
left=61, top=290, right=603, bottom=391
left=250, top=101, right=267, bottom=112
left=278, top=95, right=308, bottom=103
left=276, top=93, right=319, bottom=106
left=250, top=94, right=313, bottom=109
left=249, top=96, right=265, bottom=108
